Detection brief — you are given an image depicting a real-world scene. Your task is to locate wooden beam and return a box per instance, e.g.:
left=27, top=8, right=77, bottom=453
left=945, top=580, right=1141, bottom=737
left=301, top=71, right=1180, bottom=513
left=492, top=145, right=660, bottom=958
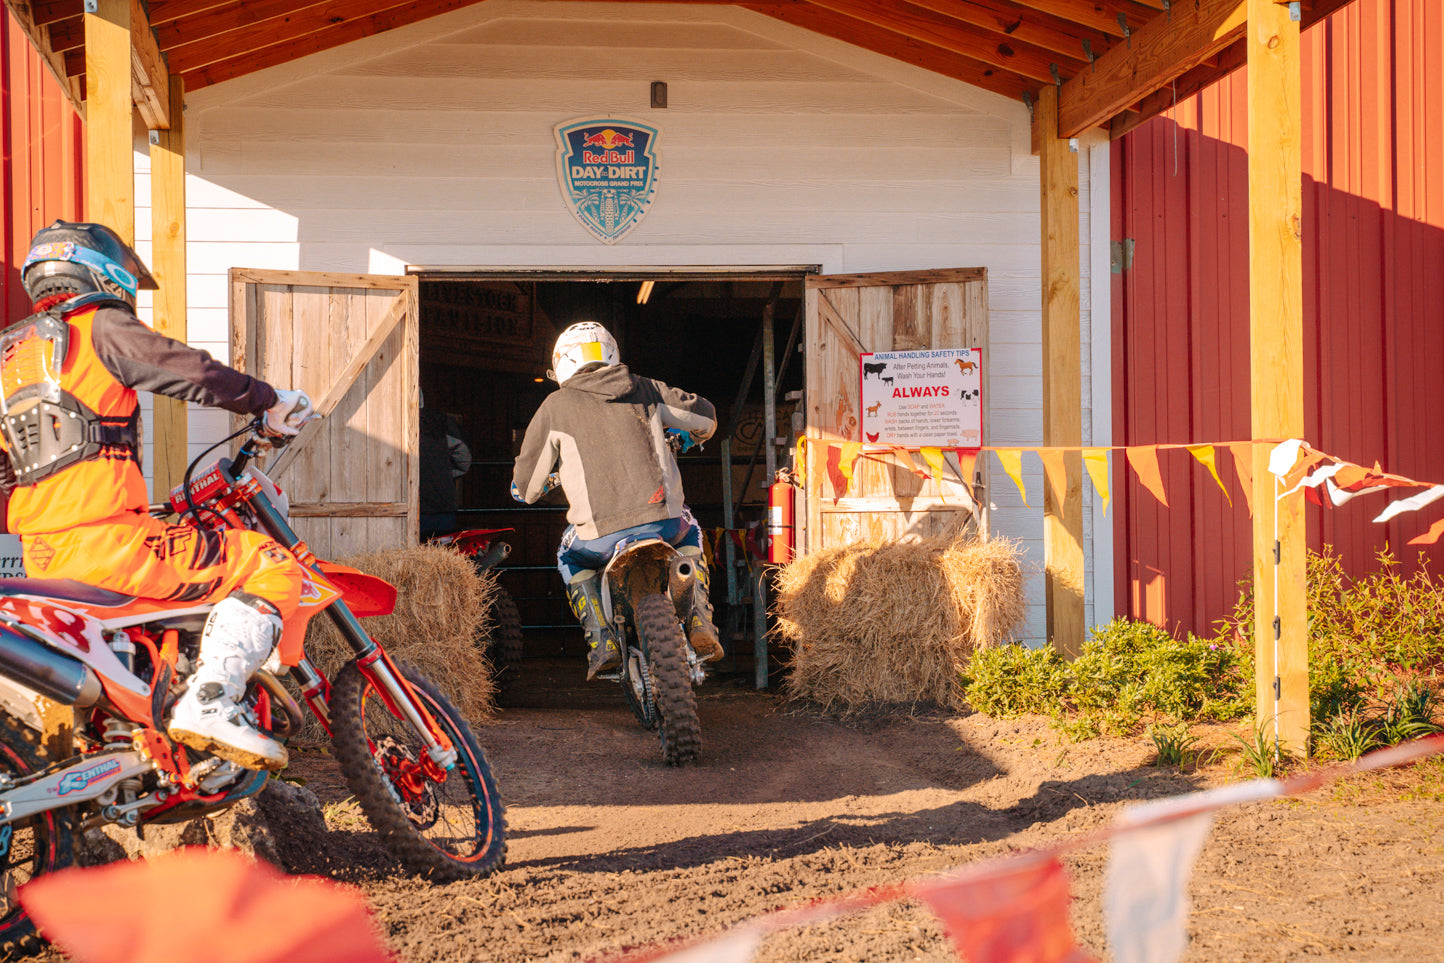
left=85, top=0, right=134, bottom=239
left=147, top=0, right=244, bottom=26
left=155, top=0, right=343, bottom=51
left=1034, top=83, right=1085, bottom=657
left=904, top=0, right=1117, bottom=62
left=0, top=0, right=84, bottom=112
left=1008, top=0, right=1161, bottom=38
left=173, top=0, right=487, bottom=83
left=129, top=0, right=170, bottom=129
left=151, top=75, right=187, bottom=502
left=744, top=2, right=1034, bottom=103
left=1109, top=37, right=1247, bottom=139
left=1057, top=0, right=1247, bottom=137
left=1247, top=0, right=1307, bottom=755
left=27, top=0, right=82, bottom=27
left=802, top=0, right=1085, bottom=84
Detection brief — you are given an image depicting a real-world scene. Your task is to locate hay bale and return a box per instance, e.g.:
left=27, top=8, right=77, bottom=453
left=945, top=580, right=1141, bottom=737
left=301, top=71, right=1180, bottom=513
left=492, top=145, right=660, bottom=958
left=773, top=534, right=1025, bottom=713
left=300, top=544, right=498, bottom=735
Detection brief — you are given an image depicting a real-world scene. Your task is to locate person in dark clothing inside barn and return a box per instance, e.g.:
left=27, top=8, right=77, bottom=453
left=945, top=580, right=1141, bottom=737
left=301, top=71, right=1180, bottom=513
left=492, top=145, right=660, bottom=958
left=419, top=396, right=472, bottom=541
left=511, top=321, right=721, bottom=679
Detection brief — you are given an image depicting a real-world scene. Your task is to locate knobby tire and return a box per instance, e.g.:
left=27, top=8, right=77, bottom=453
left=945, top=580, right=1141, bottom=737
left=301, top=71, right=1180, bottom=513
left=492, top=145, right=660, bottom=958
left=330, top=660, right=507, bottom=880
left=634, top=593, right=701, bottom=765
left=487, top=587, right=525, bottom=690
left=0, top=713, right=74, bottom=958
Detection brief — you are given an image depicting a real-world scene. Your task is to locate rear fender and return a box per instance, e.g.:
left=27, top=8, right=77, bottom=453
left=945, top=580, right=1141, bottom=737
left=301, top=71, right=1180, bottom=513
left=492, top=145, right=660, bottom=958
left=602, top=538, right=677, bottom=621
left=0, top=600, right=151, bottom=722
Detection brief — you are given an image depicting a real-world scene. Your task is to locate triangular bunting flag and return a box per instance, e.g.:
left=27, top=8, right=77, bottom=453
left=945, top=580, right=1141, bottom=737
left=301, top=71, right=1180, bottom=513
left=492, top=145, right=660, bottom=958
left=1408, top=515, right=1444, bottom=546
left=921, top=447, right=947, bottom=502
left=794, top=436, right=807, bottom=486
left=1083, top=448, right=1110, bottom=516
left=1374, top=485, right=1444, bottom=524
left=1229, top=443, right=1256, bottom=518
left=1038, top=448, right=1068, bottom=520
left=1185, top=445, right=1231, bottom=506
left=914, top=854, right=1095, bottom=963
left=1126, top=446, right=1168, bottom=508
left=1105, top=812, right=1215, bottom=963
left=837, top=442, right=863, bottom=498
left=957, top=448, right=979, bottom=498
left=994, top=448, right=1028, bottom=507
left=824, top=445, right=846, bottom=503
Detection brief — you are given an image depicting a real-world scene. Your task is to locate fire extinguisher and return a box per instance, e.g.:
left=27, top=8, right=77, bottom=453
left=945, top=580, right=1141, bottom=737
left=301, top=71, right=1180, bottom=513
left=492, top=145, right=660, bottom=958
left=768, top=471, right=796, bottom=564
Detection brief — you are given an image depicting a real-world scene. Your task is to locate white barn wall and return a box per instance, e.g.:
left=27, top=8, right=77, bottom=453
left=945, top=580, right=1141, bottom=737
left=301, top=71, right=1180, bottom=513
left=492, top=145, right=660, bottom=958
left=141, top=0, right=1113, bottom=647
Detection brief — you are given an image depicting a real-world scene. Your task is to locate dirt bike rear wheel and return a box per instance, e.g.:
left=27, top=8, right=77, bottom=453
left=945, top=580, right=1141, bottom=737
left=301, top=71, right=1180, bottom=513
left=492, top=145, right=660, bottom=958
left=330, top=660, right=507, bottom=880
left=0, top=713, right=75, bottom=958
left=621, top=641, right=658, bottom=730
left=634, top=593, right=701, bottom=765
left=484, top=585, right=524, bottom=689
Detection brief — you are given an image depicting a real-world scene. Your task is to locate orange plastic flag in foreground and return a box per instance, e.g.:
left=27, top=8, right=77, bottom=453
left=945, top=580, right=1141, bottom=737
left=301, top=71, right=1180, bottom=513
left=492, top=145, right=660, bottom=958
left=20, top=847, right=397, bottom=963
left=994, top=448, right=1028, bottom=507
left=1082, top=448, right=1110, bottom=516
left=1126, top=445, right=1168, bottom=508
left=913, top=853, right=1095, bottom=963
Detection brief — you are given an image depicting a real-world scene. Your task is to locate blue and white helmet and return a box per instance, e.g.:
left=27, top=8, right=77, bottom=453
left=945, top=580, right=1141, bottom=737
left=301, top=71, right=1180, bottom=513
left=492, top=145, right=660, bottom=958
left=551, top=321, right=619, bottom=385
left=21, top=220, right=158, bottom=308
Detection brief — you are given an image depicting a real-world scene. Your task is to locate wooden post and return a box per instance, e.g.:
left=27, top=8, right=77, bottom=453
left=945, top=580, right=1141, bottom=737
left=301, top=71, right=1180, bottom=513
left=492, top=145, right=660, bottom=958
left=1034, top=85, right=1085, bottom=657
left=84, top=0, right=134, bottom=238
left=151, top=75, right=187, bottom=501
left=1248, top=0, right=1308, bottom=754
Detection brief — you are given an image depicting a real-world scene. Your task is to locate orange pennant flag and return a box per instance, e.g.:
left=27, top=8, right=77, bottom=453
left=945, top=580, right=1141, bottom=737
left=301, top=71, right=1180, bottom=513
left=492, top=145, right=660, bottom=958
left=1408, top=515, right=1444, bottom=546
left=995, top=448, right=1028, bottom=507
left=1126, top=445, right=1168, bottom=508
left=921, top=447, right=947, bottom=503
left=1229, top=442, right=1256, bottom=518
left=1186, top=444, right=1232, bottom=506
left=1083, top=448, right=1110, bottom=516
left=957, top=448, right=979, bottom=495
left=1038, top=448, right=1068, bottom=520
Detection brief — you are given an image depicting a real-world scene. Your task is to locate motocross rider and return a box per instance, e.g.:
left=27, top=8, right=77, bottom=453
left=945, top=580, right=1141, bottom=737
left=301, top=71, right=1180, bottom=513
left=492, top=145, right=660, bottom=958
left=511, top=321, right=723, bottom=679
left=0, top=219, right=312, bottom=771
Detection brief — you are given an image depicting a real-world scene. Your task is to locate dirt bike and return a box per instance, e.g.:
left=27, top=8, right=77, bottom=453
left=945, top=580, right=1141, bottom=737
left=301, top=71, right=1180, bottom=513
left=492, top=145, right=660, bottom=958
left=426, top=528, right=524, bottom=685
left=0, top=418, right=507, bottom=956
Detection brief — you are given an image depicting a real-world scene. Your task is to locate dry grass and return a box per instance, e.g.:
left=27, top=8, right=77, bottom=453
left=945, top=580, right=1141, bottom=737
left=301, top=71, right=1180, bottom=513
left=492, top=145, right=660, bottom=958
left=773, top=534, right=1025, bottom=713
left=300, top=544, right=498, bottom=736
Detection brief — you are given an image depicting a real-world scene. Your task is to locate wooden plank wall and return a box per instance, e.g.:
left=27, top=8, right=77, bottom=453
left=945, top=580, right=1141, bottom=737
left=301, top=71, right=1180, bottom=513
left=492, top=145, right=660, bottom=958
left=1112, top=0, right=1444, bottom=638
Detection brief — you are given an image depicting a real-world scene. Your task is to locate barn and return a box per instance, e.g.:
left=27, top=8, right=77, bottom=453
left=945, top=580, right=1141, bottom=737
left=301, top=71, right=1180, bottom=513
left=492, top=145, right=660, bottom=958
left=3, top=0, right=1439, bottom=750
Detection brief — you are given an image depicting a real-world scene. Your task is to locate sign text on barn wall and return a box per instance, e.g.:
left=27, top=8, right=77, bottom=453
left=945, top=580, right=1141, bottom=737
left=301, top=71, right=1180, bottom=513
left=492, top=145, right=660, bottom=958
left=859, top=348, right=982, bottom=449
left=554, top=118, right=661, bottom=244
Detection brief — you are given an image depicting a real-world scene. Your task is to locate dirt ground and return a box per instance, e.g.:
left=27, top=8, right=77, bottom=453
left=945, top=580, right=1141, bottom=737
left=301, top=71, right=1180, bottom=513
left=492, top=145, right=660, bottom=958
left=33, top=655, right=1444, bottom=962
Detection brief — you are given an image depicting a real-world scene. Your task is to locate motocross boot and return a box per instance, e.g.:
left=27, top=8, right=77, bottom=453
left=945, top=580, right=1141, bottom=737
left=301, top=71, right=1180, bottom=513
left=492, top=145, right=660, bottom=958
left=168, top=595, right=289, bottom=771
left=681, top=546, right=723, bottom=663
left=567, top=571, right=621, bottom=680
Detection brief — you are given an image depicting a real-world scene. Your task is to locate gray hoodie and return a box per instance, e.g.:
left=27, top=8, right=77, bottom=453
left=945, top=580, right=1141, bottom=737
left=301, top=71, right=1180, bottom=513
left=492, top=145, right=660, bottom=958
left=512, top=364, right=717, bottom=540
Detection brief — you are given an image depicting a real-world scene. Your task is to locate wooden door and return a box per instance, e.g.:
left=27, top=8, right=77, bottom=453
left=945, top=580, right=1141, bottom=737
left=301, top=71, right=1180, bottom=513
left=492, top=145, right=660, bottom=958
left=803, top=269, right=988, bottom=554
left=230, top=269, right=419, bottom=559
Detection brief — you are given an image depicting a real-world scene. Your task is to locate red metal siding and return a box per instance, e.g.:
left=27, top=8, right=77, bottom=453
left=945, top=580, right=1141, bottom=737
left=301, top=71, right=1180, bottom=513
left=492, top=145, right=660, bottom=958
left=2, top=9, right=85, bottom=323
left=1114, top=0, right=1444, bottom=637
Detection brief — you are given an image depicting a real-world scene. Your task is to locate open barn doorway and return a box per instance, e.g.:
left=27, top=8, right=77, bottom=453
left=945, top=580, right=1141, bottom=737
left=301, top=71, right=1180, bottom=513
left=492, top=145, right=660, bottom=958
left=415, top=270, right=807, bottom=680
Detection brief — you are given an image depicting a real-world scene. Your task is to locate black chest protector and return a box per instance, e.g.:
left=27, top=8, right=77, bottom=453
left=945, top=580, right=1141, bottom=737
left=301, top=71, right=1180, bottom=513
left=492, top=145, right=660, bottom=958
left=0, top=295, right=140, bottom=487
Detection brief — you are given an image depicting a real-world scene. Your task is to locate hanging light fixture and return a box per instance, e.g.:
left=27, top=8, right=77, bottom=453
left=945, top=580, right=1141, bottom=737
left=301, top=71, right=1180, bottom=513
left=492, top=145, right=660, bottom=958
left=637, top=280, right=654, bottom=304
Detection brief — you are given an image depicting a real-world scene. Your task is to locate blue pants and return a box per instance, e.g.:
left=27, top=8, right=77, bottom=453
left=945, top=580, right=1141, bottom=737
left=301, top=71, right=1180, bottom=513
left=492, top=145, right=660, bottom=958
left=557, top=512, right=701, bottom=583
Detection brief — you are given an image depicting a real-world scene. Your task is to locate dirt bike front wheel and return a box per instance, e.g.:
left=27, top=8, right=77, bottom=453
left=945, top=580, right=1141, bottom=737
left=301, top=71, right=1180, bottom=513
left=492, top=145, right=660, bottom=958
left=330, top=660, right=507, bottom=881
left=0, top=712, right=75, bottom=957
left=634, top=593, right=701, bottom=765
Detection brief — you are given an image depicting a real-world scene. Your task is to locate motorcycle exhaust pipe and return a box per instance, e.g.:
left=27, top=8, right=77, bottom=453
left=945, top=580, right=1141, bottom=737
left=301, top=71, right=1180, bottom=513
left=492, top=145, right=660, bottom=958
left=0, top=623, right=103, bottom=708
left=668, top=555, right=696, bottom=617
left=474, top=539, right=511, bottom=573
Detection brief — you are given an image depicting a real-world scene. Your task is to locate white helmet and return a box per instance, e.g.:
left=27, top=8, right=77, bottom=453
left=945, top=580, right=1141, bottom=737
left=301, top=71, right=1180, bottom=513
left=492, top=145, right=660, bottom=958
left=551, top=322, right=619, bottom=385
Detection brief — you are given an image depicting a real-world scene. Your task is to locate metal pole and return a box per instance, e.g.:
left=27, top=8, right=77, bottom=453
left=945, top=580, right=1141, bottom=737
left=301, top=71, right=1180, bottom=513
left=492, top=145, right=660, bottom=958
left=763, top=300, right=777, bottom=483
left=754, top=566, right=768, bottom=689
left=721, top=437, right=738, bottom=608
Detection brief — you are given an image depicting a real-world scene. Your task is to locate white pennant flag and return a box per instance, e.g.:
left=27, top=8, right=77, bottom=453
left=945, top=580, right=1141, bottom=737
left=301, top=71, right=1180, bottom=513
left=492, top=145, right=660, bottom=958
left=1374, top=485, right=1444, bottom=524
left=652, top=926, right=765, bottom=963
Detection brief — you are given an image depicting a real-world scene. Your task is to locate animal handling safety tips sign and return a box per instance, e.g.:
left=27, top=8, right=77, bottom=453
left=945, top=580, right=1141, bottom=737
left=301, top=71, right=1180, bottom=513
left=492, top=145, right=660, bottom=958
left=859, top=348, right=982, bottom=449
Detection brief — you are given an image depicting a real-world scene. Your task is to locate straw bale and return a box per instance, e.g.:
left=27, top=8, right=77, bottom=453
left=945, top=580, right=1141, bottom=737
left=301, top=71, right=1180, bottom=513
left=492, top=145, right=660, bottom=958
left=773, top=534, right=1025, bottom=713
left=298, top=544, right=498, bottom=738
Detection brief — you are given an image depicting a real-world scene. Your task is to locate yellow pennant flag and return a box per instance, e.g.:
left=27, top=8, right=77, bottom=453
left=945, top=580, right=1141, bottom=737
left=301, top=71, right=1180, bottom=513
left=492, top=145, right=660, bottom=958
left=1083, top=448, right=1110, bottom=515
left=994, top=448, right=1028, bottom=507
left=794, top=436, right=808, bottom=486
left=920, top=447, right=947, bottom=502
left=1038, top=449, right=1067, bottom=520
left=838, top=441, right=863, bottom=492
left=1186, top=444, right=1232, bottom=506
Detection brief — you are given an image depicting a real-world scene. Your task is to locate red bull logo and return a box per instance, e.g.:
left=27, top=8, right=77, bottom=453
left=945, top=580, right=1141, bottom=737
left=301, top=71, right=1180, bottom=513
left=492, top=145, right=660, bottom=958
left=581, top=128, right=634, bottom=149
left=555, top=117, right=661, bottom=245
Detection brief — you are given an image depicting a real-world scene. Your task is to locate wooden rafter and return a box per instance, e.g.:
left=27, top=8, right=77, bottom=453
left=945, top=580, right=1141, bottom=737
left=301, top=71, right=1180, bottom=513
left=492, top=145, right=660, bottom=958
left=129, top=0, right=170, bottom=129
left=1005, top=0, right=1163, bottom=39
left=906, top=0, right=1117, bottom=62
left=745, top=1, right=1036, bottom=101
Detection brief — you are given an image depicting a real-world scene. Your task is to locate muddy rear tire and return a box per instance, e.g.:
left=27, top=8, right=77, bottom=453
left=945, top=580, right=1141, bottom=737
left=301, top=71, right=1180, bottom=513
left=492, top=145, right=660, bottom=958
left=486, top=586, right=524, bottom=690
left=634, top=593, right=701, bottom=765
left=330, top=660, right=507, bottom=880
left=0, top=713, right=75, bottom=958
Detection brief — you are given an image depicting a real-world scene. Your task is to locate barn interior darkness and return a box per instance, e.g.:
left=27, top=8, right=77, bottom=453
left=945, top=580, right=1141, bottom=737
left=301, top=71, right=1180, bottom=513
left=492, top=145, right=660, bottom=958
left=417, top=275, right=804, bottom=660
